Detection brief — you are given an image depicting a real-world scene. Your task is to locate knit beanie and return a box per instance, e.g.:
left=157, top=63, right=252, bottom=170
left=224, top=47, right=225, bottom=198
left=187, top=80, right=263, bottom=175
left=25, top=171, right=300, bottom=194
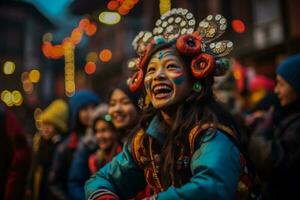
left=40, top=99, right=68, bottom=133
left=69, top=90, right=100, bottom=128
left=113, top=82, right=141, bottom=109
left=277, top=54, right=300, bottom=95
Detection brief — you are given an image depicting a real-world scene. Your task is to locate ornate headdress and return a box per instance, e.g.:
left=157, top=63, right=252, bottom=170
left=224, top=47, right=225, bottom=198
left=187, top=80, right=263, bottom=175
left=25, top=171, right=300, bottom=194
left=127, top=8, right=233, bottom=92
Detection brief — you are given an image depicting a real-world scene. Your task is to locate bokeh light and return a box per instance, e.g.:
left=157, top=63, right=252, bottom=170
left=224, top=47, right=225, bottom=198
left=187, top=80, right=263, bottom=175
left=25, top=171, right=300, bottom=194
left=21, top=72, right=29, bottom=82
left=86, top=52, right=98, bottom=62
left=23, top=80, right=34, bottom=94
left=99, top=11, right=121, bottom=25
left=79, top=18, right=90, bottom=29
left=70, top=27, right=84, bottom=45
left=12, top=90, right=23, bottom=106
left=118, top=6, right=130, bottom=15
left=85, top=23, right=97, bottom=36
left=42, top=33, right=53, bottom=42
left=84, top=62, right=96, bottom=75
left=3, top=61, right=16, bottom=75
left=231, top=19, right=246, bottom=33
left=1, top=90, right=23, bottom=107
left=1, top=90, right=10, bottom=102
left=29, top=69, right=41, bottom=83
left=107, top=0, right=120, bottom=10
left=64, top=42, right=75, bottom=97
left=99, top=49, right=112, bottom=62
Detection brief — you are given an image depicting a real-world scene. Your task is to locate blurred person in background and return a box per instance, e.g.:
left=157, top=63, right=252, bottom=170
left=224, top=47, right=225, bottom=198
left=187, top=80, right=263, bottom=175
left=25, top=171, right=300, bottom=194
left=0, top=104, right=31, bottom=200
left=26, top=99, right=68, bottom=200
left=88, top=113, right=122, bottom=175
left=248, top=53, right=300, bottom=199
left=49, top=90, right=100, bottom=200
left=107, top=83, right=152, bottom=199
left=108, top=82, right=140, bottom=143
left=68, top=103, right=109, bottom=200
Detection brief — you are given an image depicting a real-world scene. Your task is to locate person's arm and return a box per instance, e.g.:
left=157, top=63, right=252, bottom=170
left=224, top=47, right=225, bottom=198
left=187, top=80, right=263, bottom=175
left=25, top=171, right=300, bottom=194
left=85, top=144, right=147, bottom=200
left=155, top=130, right=241, bottom=200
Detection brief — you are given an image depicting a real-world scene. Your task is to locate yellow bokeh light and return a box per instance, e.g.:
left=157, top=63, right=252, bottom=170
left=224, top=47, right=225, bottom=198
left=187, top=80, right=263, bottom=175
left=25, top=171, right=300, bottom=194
left=99, top=11, right=121, bottom=25
left=1, top=90, right=9, bottom=101
left=3, top=61, right=15, bottom=75
left=86, top=52, right=98, bottom=62
left=29, top=70, right=40, bottom=83
left=12, top=90, right=23, bottom=106
left=1, top=91, right=13, bottom=106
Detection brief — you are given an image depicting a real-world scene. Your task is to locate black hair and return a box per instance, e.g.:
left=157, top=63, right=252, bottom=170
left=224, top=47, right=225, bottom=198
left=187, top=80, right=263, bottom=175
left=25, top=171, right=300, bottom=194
left=136, top=41, right=238, bottom=187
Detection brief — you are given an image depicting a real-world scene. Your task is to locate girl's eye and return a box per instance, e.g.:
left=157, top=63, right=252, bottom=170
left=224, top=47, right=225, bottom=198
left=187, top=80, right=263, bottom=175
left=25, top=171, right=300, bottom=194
left=121, top=99, right=131, bottom=105
left=166, top=64, right=178, bottom=69
left=109, top=102, right=116, bottom=107
left=147, top=67, right=156, bottom=73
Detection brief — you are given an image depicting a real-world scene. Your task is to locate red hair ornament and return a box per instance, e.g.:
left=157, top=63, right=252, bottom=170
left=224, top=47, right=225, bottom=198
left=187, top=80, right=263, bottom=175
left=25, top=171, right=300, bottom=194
left=128, top=69, right=144, bottom=92
left=191, top=53, right=215, bottom=78
left=176, top=32, right=202, bottom=57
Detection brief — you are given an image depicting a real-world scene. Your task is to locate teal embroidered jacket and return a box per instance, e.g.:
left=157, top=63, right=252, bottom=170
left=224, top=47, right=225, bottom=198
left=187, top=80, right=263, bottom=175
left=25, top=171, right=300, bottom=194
left=85, top=117, right=241, bottom=200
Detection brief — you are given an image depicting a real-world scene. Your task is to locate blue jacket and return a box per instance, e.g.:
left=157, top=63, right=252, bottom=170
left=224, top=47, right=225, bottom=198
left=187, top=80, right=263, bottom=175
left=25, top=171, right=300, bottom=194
left=68, top=139, right=97, bottom=200
left=85, top=116, right=241, bottom=200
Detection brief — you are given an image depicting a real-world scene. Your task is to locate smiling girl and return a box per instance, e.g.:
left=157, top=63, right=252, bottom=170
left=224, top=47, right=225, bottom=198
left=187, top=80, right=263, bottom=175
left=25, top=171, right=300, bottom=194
left=85, top=9, right=259, bottom=200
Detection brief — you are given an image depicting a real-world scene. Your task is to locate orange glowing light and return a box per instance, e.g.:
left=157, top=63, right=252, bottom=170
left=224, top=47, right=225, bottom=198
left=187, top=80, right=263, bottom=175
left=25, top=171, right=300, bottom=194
left=42, top=42, right=64, bottom=59
left=79, top=18, right=90, bottom=29
left=118, top=6, right=130, bottom=15
left=108, top=0, right=120, bottom=10
left=122, top=0, right=135, bottom=9
left=85, top=23, right=97, bottom=36
left=231, top=19, right=246, bottom=34
left=99, top=49, right=112, bottom=62
left=84, top=62, right=97, bottom=75
left=70, top=27, right=83, bottom=45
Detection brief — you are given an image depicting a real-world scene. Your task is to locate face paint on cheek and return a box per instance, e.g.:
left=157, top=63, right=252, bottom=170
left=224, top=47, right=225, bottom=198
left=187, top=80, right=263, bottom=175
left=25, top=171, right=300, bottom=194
left=173, top=72, right=186, bottom=85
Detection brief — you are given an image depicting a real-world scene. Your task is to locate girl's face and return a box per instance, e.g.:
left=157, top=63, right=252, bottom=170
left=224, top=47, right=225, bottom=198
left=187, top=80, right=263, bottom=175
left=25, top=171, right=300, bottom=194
left=79, top=104, right=95, bottom=127
left=94, top=120, right=116, bottom=150
left=108, top=89, right=138, bottom=130
left=41, top=122, right=57, bottom=140
left=144, top=48, right=192, bottom=109
left=274, top=75, right=298, bottom=106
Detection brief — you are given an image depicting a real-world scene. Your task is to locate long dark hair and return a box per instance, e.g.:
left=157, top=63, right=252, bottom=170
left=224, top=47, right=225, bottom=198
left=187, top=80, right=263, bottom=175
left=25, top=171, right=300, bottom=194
left=137, top=41, right=238, bottom=187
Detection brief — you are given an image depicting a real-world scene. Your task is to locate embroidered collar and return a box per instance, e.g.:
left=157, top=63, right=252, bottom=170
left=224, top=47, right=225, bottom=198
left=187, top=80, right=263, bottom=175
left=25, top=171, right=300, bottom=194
left=146, top=115, right=166, bottom=144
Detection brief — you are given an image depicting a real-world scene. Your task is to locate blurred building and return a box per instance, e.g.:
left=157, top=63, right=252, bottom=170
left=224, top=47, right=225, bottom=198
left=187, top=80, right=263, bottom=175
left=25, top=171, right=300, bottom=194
left=0, top=0, right=55, bottom=132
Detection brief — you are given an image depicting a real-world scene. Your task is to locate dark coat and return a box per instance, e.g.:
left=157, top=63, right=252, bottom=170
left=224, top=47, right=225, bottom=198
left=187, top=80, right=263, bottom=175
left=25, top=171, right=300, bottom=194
left=48, top=132, right=81, bottom=200
left=249, top=100, right=300, bottom=199
left=27, top=133, right=62, bottom=200
left=68, top=137, right=97, bottom=200
left=0, top=106, right=31, bottom=200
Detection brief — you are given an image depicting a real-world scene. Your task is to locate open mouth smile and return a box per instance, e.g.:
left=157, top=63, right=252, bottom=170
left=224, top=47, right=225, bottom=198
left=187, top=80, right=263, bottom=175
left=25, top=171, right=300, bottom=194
left=152, top=83, right=173, bottom=99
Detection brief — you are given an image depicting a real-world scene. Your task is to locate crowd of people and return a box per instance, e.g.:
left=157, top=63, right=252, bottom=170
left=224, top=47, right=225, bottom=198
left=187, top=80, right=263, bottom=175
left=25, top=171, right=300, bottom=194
left=1, top=8, right=300, bottom=200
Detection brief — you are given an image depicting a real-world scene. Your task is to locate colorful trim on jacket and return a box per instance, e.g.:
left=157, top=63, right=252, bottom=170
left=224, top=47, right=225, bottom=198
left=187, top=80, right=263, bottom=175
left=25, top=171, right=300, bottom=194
left=131, top=123, right=261, bottom=199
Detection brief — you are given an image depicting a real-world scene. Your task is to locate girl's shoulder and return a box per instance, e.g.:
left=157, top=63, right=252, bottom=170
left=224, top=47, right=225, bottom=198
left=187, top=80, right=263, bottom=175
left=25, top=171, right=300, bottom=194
left=189, top=123, right=238, bottom=155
